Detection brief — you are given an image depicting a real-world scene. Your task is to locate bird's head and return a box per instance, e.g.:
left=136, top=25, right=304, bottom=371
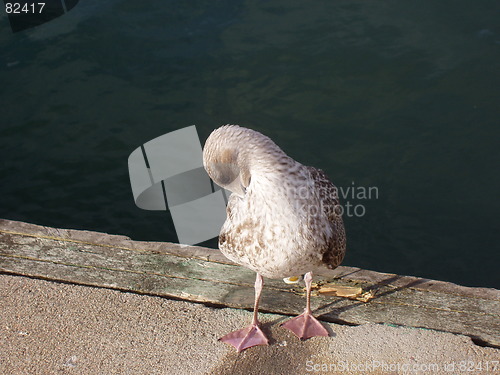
left=203, top=126, right=251, bottom=197
left=203, top=125, right=291, bottom=197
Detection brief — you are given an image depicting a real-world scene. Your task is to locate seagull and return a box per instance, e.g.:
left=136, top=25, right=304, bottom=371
left=203, top=125, right=346, bottom=352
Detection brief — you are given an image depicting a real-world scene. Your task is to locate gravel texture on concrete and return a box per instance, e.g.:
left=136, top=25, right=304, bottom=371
left=1, top=274, right=498, bottom=375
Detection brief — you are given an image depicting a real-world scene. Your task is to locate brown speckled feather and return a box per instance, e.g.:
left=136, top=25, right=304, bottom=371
left=306, top=166, right=346, bottom=269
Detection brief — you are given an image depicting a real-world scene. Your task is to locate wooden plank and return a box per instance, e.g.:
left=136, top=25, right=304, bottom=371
left=1, top=218, right=497, bottom=300
left=0, top=219, right=499, bottom=348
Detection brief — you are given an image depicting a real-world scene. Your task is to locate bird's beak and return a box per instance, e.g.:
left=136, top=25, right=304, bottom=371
left=225, top=176, right=247, bottom=198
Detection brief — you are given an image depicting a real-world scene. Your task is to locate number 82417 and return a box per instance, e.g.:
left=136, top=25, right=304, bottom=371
left=5, top=3, right=46, bottom=14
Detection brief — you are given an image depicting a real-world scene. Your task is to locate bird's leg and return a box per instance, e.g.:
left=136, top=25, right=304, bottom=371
left=281, top=271, right=329, bottom=340
left=219, top=273, right=269, bottom=352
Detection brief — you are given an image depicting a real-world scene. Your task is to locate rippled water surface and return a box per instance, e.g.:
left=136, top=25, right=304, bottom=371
left=1, top=0, right=499, bottom=287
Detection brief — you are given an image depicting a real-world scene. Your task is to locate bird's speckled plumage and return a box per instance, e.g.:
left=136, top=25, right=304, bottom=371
left=203, top=125, right=346, bottom=279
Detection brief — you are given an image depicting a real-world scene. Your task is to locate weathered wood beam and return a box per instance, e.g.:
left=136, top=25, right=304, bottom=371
left=0, top=219, right=498, bottom=348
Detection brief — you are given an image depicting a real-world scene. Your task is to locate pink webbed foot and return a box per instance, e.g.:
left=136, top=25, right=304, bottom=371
left=219, top=323, right=269, bottom=352
left=281, top=311, right=329, bottom=340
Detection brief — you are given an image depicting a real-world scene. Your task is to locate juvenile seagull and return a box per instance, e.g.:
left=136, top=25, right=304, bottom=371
left=203, top=125, right=346, bottom=352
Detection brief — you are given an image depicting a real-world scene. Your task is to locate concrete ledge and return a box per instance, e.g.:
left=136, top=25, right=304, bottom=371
left=1, top=274, right=499, bottom=375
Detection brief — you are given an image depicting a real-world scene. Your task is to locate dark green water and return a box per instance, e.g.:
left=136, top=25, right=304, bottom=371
left=1, top=0, right=499, bottom=288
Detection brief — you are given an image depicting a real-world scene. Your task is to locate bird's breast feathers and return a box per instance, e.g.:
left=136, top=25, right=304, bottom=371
left=218, top=169, right=332, bottom=278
